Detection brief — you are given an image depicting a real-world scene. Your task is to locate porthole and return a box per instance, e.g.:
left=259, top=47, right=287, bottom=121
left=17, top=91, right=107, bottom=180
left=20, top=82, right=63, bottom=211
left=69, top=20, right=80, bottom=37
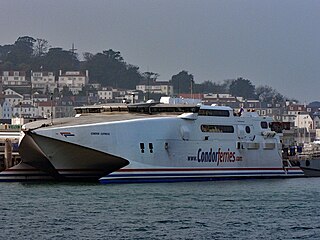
left=245, top=126, right=251, bottom=134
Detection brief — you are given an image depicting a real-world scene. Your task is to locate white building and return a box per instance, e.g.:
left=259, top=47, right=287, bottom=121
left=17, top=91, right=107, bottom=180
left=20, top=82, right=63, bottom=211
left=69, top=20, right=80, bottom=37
left=12, top=103, right=37, bottom=118
left=3, top=89, right=23, bottom=107
left=97, top=87, right=113, bottom=101
left=58, top=70, right=89, bottom=94
left=37, top=101, right=56, bottom=118
left=136, top=80, right=173, bottom=96
left=31, top=71, right=57, bottom=93
left=295, top=113, right=313, bottom=130
left=0, top=99, right=13, bottom=119
left=0, top=71, right=29, bottom=86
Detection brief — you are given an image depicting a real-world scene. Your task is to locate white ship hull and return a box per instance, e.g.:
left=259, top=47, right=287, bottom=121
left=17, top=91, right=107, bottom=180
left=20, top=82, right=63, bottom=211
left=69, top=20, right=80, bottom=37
left=17, top=104, right=304, bottom=182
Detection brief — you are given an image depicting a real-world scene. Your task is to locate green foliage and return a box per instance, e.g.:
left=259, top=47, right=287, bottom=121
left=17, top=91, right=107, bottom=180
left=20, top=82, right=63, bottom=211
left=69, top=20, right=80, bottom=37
left=256, top=85, right=285, bottom=104
left=229, top=77, right=256, bottom=99
left=42, top=47, right=79, bottom=72
left=2, top=36, right=35, bottom=70
left=170, top=70, right=194, bottom=95
left=194, top=80, right=228, bottom=94
left=82, top=49, right=142, bottom=88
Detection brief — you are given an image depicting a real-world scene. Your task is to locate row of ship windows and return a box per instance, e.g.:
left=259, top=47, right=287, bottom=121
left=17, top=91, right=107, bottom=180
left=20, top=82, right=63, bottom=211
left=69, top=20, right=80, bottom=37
left=198, top=109, right=230, bottom=117
left=201, top=122, right=268, bottom=133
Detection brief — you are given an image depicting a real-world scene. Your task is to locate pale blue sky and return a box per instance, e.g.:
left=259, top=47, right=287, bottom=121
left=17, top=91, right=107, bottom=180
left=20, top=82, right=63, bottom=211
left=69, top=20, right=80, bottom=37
left=1, top=0, right=320, bottom=102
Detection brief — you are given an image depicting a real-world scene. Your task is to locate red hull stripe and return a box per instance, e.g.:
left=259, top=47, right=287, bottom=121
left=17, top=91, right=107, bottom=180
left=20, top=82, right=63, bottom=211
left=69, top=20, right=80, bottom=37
left=116, top=167, right=301, bottom=172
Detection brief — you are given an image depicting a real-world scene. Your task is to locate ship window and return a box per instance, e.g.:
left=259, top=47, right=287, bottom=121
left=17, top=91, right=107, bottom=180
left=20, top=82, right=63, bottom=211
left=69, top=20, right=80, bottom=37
left=140, top=143, right=145, bottom=153
left=261, top=122, right=268, bottom=129
left=245, top=126, right=251, bottom=133
left=198, top=109, right=230, bottom=117
left=149, top=143, right=153, bottom=153
left=201, top=125, right=234, bottom=133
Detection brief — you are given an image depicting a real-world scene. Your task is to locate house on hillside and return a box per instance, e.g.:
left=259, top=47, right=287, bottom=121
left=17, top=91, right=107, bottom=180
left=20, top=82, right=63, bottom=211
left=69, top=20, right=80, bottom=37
left=0, top=98, right=13, bottom=120
left=136, top=80, right=173, bottom=96
left=58, top=70, right=89, bottom=95
left=12, top=103, right=37, bottom=118
left=98, top=87, right=113, bottom=102
left=0, top=71, right=29, bottom=86
left=31, top=71, right=57, bottom=94
left=3, top=89, right=23, bottom=107
left=37, top=101, right=56, bottom=119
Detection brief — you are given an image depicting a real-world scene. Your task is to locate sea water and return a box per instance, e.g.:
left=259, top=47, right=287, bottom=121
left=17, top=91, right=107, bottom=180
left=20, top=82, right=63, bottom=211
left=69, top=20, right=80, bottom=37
left=1, top=178, right=320, bottom=240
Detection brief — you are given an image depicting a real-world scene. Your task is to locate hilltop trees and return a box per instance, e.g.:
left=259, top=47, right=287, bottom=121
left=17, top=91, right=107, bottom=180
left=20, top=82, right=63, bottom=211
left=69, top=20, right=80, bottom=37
left=0, top=36, right=35, bottom=71
left=171, top=70, right=194, bottom=95
left=82, top=49, right=142, bottom=88
left=256, top=85, right=285, bottom=103
left=33, top=38, right=50, bottom=57
left=0, top=36, right=290, bottom=104
left=229, top=77, right=256, bottom=99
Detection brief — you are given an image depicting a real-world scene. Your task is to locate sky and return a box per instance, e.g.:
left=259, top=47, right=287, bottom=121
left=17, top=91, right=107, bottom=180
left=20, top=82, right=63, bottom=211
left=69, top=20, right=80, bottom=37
left=1, top=0, right=320, bottom=103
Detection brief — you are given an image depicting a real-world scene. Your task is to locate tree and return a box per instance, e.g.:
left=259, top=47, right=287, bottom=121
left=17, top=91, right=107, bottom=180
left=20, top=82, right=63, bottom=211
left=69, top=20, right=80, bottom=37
left=102, top=49, right=124, bottom=62
left=229, top=77, right=255, bottom=99
left=0, top=44, right=14, bottom=62
left=142, top=72, right=159, bottom=84
left=33, top=38, right=49, bottom=57
left=5, top=36, right=35, bottom=68
left=170, top=70, right=194, bottom=95
left=256, top=85, right=285, bottom=104
left=82, top=49, right=143, bottom=88
left=83, top=52, right=94, bottom=62
left=42, top=47, right=79, bottom=72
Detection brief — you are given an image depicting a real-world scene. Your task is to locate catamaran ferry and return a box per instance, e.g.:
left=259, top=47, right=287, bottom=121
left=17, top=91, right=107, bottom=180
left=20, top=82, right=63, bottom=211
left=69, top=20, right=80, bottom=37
left=5, top=100, right=303, bottom=182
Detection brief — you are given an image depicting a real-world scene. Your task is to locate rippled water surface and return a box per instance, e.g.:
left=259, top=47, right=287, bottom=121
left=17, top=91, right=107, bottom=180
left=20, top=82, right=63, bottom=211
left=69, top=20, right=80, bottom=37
left=1, top=178, right=320, bottom=239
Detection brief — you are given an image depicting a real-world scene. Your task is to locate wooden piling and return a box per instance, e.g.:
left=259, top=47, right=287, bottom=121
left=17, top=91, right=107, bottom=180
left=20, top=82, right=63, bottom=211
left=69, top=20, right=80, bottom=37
left=4, top=139, right=12, bottom=169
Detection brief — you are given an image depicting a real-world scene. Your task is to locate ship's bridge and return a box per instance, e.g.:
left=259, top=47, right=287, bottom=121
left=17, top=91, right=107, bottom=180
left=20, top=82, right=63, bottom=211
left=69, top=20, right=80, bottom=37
left=198, top=105, right=233, bottom=117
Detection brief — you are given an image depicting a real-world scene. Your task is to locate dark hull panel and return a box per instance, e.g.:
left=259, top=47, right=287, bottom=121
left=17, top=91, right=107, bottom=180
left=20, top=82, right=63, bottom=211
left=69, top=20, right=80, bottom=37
left=19, top=131, right=129, bottom=181
left=300, top=167, right=320, bottom=177
left=19, top=132, right=62, bottom=179
left=299, top=159, right=320, bottom=177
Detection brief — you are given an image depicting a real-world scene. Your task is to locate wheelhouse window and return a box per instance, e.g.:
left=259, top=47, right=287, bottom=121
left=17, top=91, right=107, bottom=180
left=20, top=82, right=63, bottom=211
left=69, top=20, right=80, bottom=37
left=198, top=109, right=230, bottom=117
left=201, top=125, right=234, bottom=133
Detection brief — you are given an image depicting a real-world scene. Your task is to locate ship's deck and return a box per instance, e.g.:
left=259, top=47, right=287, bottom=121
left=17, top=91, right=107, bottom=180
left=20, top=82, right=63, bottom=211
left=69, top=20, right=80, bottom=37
left=22, top=112, right=177, bottom=130
left=23, top=102, right=201, bottom=130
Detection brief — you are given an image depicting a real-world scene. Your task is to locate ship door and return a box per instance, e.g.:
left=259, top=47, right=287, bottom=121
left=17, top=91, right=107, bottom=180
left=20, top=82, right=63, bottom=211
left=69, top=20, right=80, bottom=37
left=237, top=125, right=246, bottom=140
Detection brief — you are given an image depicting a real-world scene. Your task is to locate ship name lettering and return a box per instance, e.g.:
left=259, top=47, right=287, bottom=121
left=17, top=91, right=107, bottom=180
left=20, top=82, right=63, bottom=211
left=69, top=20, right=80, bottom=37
left=197, top=148, right=236, bottom=166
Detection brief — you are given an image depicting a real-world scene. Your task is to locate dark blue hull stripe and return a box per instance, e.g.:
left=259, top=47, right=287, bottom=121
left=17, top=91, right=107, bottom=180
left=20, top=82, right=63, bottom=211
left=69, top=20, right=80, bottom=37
left=104, top=171, right=301, bottom=178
